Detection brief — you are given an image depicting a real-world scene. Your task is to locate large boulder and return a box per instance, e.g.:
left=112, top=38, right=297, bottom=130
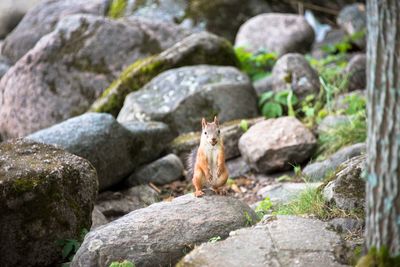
left=235, top=13, right=315, bottom=56
left=2, top=0, right=108, bottom=63
left=0, top=138, right=98, bottom=267
left=125, top=154, right=184, bottom=186
left=117, top=65, right=258, bottom=134
left=337, top=3, right=366, bottom=50
left=345, top=54, right=366, bottom=91
left=239, top=117, right=317, bottom=173
left=270, top=53, right=320, bottom=99
left=303, top=143, right=365, bottom=182
left=89, top=32, right=239, bottom=116
left=72, top=194, right=258, bottom=267
left=0, top=14, right=189, bottom=139
left=179, top=215, right=346, bottom=267
left=323, top=155, right=366, bottom=211
left=27, top=113, right=173, bottom=191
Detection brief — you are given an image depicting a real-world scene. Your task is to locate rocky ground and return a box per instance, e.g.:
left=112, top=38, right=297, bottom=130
left=0, top=1, right=368, bottom=266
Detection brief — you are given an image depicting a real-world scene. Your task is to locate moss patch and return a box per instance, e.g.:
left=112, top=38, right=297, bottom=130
left=108, top=0, right=128, bottom=19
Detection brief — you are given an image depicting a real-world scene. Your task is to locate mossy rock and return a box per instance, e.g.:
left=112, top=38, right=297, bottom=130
left=89, top=32, right=239, bottom=116
left=0, top=139, right=98, bottom=266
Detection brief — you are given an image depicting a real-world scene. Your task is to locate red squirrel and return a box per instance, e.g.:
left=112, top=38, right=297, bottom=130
left=188, top=116, right=229, bottom=197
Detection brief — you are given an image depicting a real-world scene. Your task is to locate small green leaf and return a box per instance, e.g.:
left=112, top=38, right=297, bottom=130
left=262, top=102, right=283, bottom=118
left=239, top=119, right=249, bottom=132
left=62, top=242, right=74, bottom=259
left=258, top=91, right=274, bottom=107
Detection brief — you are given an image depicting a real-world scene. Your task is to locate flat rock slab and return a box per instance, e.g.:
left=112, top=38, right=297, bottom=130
left=72, top=194, right=258, bottom=267
left=179, top=215, right=348, bottom=267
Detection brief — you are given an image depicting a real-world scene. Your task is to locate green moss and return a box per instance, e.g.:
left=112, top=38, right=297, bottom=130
left=356, top=247, right=400, bottom=267
left=108, top=0, right=128, bottom=19
left=12, top=177, right=43, bottom=193
left=171, top=132, right=199, bottom=146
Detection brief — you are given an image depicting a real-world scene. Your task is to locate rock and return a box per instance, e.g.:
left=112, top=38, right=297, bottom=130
left=345, top=54, right=366, bottom=91
left=226, top=157, right=252, bottom=179
left=96, top=185, right=160, bottom=222
left=2, top=0, right=108, bottom=63
left=253, top=75, right=274, bottom=96
left=117, top=65, right=258, bottom=134
left=72, top=194, right=258, bottom=267
left=0, top=138, right=97, bottom=267
left=0, top=55, right=11, bottom=79
left=179, top=215, right=346, bottom=267
left=328, top=218, right=364, bottom=234
left=235, top=13, right=315, bottom=56
left=317, top=115, right=350, bottom=134
left=0, top=14, right=189, bottom=139
left=270, top=53, right=320, bottom=99
left=27, top=113, right=173, bottom=191
left=89, top=32, right=239, bottom=116
left=91, top=207, right=108, bottom=230
left=311, top=29, right=347, bottom=59
left=257, top=182, right=322, bottom=205
left=337, top=3, right=366, bottom=50
left=125, top=154, right=184, bottom=186
left=332, top=90, right=365, bottom=112
left=323, top=155, right=366, bottom=211
left=239, top=117, right=317, bottom=173
left=0, top=0, right=42, bottom=38
left=303, top=143, right=366, bottom=182
left=168, top=118, right=263, bottom=163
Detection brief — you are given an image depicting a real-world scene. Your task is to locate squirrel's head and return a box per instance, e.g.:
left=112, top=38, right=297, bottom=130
left=201, top=116, right=221, bottom=147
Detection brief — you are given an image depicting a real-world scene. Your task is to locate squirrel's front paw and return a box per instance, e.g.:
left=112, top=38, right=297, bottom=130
left=194, top=190, right=205, bottom=197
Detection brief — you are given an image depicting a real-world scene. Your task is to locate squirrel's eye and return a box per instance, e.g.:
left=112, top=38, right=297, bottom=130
left=218, top=130, right=220, bottom=134
left=204, top=131, right=207, bottom=135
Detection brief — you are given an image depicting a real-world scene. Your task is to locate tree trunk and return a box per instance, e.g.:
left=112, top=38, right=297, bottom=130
left=365, top=0, right=400, bottom=256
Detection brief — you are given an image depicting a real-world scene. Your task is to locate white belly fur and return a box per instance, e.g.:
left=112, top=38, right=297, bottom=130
left=206, top=144, right=219, bottom=181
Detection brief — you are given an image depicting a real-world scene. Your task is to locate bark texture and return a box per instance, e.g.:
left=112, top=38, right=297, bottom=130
left=366, top=0, right=400, bottom=255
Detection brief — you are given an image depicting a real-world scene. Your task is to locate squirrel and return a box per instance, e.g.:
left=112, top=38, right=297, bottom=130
left=187, top=116, right=229, bottom=197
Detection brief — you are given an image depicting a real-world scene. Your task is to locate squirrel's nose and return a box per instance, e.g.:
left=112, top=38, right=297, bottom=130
left=211, top=138, right=217, bottom=143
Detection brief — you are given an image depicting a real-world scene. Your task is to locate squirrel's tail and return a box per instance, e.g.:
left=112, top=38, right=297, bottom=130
left=185, top=147, right=198, bottom=181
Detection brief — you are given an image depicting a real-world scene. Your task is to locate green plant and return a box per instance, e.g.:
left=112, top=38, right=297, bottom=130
left=244, top=211, right=253, bottom=226
left=322, top=30, right=366, bottom=55
left=208, top=236, right=222, bottom=243
left=235, top=47, right=277, bottom=81
left=239, top=119, right=249, bottom=132
left=58, top=228, right=88, bottom=264
left=109, top=260, right=136, bottom=267
left=259, top=90, right=298, bottom=119
left=255, top=197, right=273, bottom=218
left=108, top=0, right=127, bottom=19
left=356, top=246, right=400, bottom=267
left=343, top=94, right=366, bottom=115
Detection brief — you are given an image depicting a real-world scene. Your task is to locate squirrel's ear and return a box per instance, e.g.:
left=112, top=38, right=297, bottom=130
left=201, top=118, right=207, bottom=128
left=214, top=116, right=219, bottom=126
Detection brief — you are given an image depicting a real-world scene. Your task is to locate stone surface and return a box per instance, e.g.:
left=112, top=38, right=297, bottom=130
left=226, top=157, right=252, bottom=179
left=257, top=182, right=322, bottom=205
left=96, top=185, right=160, bottom=222
left=27, top=113, right=173, bottom=191
left=117, top=65, right=258, bottom=134
left=0, top=14, right=189, bottom=139
left=303, top=143, right=366, bottom=182
left=2, top=0, right=108, bottom=63
left=89, top=32, right=239, bottom=116
left=270, top=53, right=320, bottom=99
left=311, top=28, right=347, bottom=59
left=126, top=154, right=184, bottom=186
left=72, top=194, right=258, bottom=267
left=239, top=117, right=316, bottom=173
left=328, top=218, right=364, bottom=234
left=317, top=115, right=350, bottom=134
left=0, top=55, right=11, bottom=79
left=168, top=118, right=263, bottom=164
left=332, top=90, right=365, bottom=112
left=253, top=75, right=274, bottom=96
left=345, top=54, right=366, bottom=91
left=179, top=215, right=347, bottom=267
left=91, top=206, right=108, bottom=230
left=235, top=13, right=315, bottom=56
left=337, top=3, right=366, bottom=49
left=0, top=138, right=97, bottom=267
left=323, top=155, right=366, bottom=211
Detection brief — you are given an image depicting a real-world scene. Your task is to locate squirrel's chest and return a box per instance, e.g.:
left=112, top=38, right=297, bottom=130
left=205, top=147, right=219, bottom=178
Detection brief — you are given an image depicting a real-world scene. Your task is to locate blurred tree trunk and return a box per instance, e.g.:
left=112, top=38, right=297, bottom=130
left=365, top=0, right=400, bottom=256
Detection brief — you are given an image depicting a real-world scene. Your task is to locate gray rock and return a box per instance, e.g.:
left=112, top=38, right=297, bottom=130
left=0, top=14, right=189, bottom=139
left=0, top=55, right=11, bottom=79
left=337, top=3, right=366, bottom=49
left=2, top=0, right=108, bottom=63
left=345, top=54, right=366, bottom=91
left=179, top=215, right=347, bottom=267
left=235, top=13, right=315, bottom=56
left=126, top=154, right=184, bottom=186
left=226, top=157, right=252, bottom=179
left=303, top=143, right=366, bottom=182
left=317, top=115, right=350, bottom=134
left=270, top=53, right=320, bottom=99
left=117, top=65, right=259, bottom=134
left=0, top=138, right=98, bottom=267
left=332, top=90, right=365, bottom=112
left=239, top=117, right=317, bottom=173
left=72, top=194, right=258, bottom=267
left=323, top=155, right=366, bottom=211
left=257, top=182, right=322, bottom=205
left=253, top=75, right=274, bottom=96
left=27, top=113, right=173, bottom=191
left=328, top=218, right=364, bottom=234
left=311, top=28, right=347, bottom=59
left=91, top=206, right=108, bottom=230
left=96, top=185, right=160, bottom=222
